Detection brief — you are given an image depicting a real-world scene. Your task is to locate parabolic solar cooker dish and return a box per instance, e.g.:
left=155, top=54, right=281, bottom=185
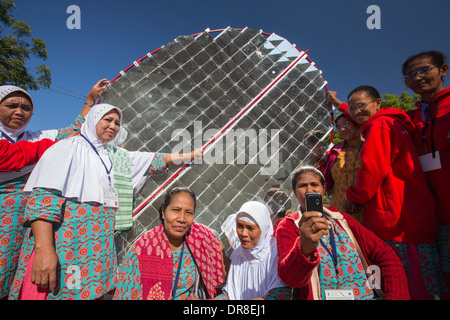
left=101, top=27, right=332, bottom=259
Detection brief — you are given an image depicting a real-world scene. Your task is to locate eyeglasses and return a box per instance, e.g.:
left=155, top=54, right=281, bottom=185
left=402, top=65, right=438, bottom=81
left=348, top=100, right=376, bottom=113
left=335, top=120, right=350, bottom=131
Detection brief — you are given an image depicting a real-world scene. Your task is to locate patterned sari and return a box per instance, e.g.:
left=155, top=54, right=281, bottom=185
left=114, top=222, right=225, bottom=300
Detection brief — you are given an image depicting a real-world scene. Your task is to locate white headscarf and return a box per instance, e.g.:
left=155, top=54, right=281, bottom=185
left=109, top=126, right=128, bottom=147
left=24, top=104, right=123, bottom=203
left=221, top=213, right=240, bottom=250
left=0, top=85, right=33, bottom=141
left=224, top=201, right=287, bottom=300
left=0, top=86, right=60, bottom=183
left=0, top=85, right=57, bottom=142
left=24, top=103, right=157, bottom=205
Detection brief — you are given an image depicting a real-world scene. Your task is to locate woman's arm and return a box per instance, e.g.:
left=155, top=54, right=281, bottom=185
left=25, top=188, right=66, bottom=292
left=276, top=216, right=321, bottom=289
left=55, top=79, right=110, bottom=140
left=166, top=148, right=203, bottom=166
left=79, top=78, right=110, bottom=117
left=30, top=219, right=58, bottom=291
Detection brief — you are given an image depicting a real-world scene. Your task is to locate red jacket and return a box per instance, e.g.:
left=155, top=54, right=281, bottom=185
left=0, top=139, right=56, bottom=171
left=344, top=107, right=439, bottom=243
left=407, top=87, right=450, bottom=224
left=275, top=209, right=410, bottom=300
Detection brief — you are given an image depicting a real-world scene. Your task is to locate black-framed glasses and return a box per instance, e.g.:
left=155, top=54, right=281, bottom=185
left=348, top=100, right=376, bottom=113
left=402, top=65, right=438, bottom=81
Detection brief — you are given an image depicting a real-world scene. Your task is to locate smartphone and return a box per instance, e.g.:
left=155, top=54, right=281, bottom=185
left=305, top=193, right=323, bottom=213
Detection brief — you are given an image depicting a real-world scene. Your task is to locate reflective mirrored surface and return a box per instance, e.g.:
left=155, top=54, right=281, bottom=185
left=102, top=27, right=331, bottom=259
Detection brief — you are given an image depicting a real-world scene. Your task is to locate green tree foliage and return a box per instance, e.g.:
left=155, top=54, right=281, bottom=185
left=381, top=91, right=420, bottom=112
left=0, top=0, right=51, bottom=90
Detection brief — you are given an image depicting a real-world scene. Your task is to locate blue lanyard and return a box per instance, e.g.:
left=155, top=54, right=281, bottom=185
left=319, top=215, right=338, bottom=270
left=421, top=102, right=430, bottom=153
left=1, top=131, right=24, bottom=143
left=172, top=240, right=186, bottom=299
left=421, top=102, right=438, bottom=158
left=80, top=134, right=113, bottom=188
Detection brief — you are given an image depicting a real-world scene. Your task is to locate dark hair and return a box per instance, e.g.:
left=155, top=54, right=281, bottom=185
left=291, top=166, right=325, bottom=192
left=302, top=130, right=326, bottom=147
left=402, top=50, right=448, bottom=75
left=335, top=113, right=350, bottom=124
left=158, top=187, right=197, bottom=221
left=264, top=187, right=292, bottom=217
left=347, top=85, right=381, bottom=101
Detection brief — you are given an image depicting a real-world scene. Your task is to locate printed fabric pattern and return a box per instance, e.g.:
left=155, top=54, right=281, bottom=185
left=109, top=148, right=168, bottom=231
left=437, top=224, right=450, bottom=274
left=54, top=115, right=85, bottom=141
left=317, top=219, right=374, bottom=300
left=0, top=114, right=89, bottom=299
left=0, top=175, right=29, bottom=298
left=9, top=188, right=117, bottom=300
left=386, top=240, right=445, bottom=296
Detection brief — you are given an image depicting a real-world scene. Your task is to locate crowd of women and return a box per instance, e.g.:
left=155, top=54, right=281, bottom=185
left=0, top=50, right=448, bottom=300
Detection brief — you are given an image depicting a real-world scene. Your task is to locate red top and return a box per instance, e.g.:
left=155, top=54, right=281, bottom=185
left=342, top=105, right=439, bottom=243
left=407, top=87, right=450, bottom=224
left=275, top=209, right=410, bottom=300
left=0, top=139, right=56, bottom=172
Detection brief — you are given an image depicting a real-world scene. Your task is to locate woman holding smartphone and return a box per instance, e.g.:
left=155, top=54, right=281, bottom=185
left=275, top=166, right=409, bottom=300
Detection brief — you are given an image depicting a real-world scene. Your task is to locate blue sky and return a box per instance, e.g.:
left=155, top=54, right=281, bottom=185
left=8, top=0, right=450, bottom=131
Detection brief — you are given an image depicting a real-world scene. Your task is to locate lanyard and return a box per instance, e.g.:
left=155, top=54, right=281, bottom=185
left=421, top=103, right=430, bottom=153
left=1, top=131, right=24, bottom=143
left=80, top=134, right=113, bottom=188
left=172, top=240, right=186, bottom=299
left=421, top=102, right=438, bottom=157
left=319, top=215, right=338, bottom=271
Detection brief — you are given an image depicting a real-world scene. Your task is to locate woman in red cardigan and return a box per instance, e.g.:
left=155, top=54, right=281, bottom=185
left=275, top=166, right=410, bottom=300
left=0, top=139, right=56, bottom=171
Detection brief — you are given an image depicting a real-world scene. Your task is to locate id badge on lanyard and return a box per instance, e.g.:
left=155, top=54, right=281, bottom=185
left=324, top=289, right=355, bottom=300
left=419, top=151, right=442, bottom=172
left=103, top=190, right=119, bottom=208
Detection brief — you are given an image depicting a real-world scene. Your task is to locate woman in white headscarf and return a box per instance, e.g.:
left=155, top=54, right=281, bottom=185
left=216, top=201, right=291, bottom=300
left=0, top=79, right=107, bottom=299
left=8, top=103, right=201, bottom=300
